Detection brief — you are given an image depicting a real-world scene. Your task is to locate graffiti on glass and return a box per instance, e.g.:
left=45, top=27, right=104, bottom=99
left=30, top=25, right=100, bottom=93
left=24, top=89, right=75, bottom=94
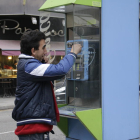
left=40, top=13, right=56, bottom=64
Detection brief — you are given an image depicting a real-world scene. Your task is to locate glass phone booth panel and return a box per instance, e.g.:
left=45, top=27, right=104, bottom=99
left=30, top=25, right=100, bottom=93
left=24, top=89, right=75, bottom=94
left=59, top=5, right=101, bottom=117
left=40, top=11, right=67, bottom=105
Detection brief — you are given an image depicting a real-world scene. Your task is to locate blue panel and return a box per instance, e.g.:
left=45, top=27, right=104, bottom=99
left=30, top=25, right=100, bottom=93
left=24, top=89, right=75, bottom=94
left=68, top=118, right=96, bottom=140
left=66, top=39, right=89, bottom=81
left=101, top=0, right=139, bottom=140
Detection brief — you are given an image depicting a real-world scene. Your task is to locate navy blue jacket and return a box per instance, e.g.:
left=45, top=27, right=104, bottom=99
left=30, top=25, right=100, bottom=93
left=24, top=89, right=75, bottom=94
left=12, top=53, right=76, bottom=126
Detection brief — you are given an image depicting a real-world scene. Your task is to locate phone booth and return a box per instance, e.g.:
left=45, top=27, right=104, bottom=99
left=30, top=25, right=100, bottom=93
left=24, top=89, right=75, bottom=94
left=39, top=0, right=139, bottom=140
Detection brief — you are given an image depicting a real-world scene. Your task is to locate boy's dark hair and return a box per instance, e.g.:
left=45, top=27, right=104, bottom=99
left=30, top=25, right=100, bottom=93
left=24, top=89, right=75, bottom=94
left=20, top=30, right=45, bottom=55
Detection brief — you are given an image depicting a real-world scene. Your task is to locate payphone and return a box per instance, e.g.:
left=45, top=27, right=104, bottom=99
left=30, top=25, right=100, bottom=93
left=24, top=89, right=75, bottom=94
left=59, top=38, right=100, bottom=116
left=39, top=1, right=102, bottom=140
left=66, top=39, right=94, bottom=81
left=39, top=0, right=139, bottom=140
left=57, top=5, right=101, bottom=116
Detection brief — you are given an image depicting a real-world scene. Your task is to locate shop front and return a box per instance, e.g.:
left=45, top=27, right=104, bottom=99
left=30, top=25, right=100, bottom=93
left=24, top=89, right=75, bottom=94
left=0, top=48, right=18, bottom=97
left=0, top=0, right=46, bottom=97
left=0, top=15, right=39, bottom=97
left=0, top=12, right=66, bottom=97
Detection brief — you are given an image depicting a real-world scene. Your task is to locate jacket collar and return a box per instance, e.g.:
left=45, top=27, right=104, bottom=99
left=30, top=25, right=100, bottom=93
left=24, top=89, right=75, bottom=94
left=19, top=54, right=34, bottom=59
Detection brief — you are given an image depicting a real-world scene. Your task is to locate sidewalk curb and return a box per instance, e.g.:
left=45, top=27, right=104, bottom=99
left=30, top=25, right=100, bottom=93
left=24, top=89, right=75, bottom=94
left=0, top=105, right=15, bottom=110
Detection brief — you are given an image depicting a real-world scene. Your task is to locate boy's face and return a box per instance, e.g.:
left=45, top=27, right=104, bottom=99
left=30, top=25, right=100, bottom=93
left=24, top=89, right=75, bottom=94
left=32, top=39, right=47, bottom=62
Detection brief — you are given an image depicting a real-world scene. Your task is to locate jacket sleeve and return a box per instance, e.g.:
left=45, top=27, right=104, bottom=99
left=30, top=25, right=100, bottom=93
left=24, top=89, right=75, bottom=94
left=24, top=52, right=76, bottom=81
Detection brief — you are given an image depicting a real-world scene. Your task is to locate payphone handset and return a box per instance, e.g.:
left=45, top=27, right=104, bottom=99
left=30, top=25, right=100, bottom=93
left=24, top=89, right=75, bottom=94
left=66, top=39, right=94, bottom=81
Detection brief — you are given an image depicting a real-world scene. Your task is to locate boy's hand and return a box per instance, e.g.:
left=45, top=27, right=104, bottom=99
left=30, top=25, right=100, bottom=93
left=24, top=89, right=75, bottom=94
left=70, top=43, right=82, bottom=54
left=43, top=56, right=49, bottom=63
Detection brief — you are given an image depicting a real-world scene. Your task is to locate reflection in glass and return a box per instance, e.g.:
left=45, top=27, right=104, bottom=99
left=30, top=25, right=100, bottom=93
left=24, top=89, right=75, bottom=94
left=46, top=5, right=101, bottom=116
left=66, top=5, right=101, bottom=112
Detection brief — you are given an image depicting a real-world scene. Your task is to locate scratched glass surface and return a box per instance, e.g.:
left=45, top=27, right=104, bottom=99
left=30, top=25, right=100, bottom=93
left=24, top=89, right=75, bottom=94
left=66, top=5, right=101, bottom=110
left=39, top=6, right=101, bottom=111
left=40, top=12, right=66, bottom=104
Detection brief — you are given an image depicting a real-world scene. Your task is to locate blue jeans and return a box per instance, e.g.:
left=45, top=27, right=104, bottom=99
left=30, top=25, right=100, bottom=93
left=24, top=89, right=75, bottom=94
left=18, top=132, right=50, bottom=140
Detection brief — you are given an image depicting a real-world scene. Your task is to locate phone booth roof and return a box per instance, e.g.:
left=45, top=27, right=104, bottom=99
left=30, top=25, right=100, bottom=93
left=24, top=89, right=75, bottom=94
left=39, top=0, right=101, bottom=12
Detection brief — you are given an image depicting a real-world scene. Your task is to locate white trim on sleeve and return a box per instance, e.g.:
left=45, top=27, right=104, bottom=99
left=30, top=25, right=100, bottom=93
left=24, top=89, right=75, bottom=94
left=68, top=54, right=76, bottom=59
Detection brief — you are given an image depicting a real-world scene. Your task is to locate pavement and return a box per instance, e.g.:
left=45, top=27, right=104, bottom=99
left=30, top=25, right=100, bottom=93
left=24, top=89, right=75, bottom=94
left=0, top=96, right=15, bottom=110
left=0, top=96, right=66, bottom=140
